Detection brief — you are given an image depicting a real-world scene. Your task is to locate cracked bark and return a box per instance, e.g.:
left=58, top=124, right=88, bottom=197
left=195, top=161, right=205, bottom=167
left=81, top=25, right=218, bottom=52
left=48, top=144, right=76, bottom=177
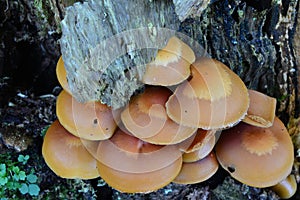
left=57, top=0, right=299, bottom=125
left=0, top=0, right=298, bottom=121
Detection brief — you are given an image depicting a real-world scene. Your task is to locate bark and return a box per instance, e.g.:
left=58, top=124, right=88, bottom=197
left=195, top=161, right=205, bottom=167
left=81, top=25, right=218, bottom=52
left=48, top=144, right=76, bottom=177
left=59, top=0, right=299, bottom=124
left=173, top=0, right=211, bottom=21
left=60, top=0, right=180, bottom=108
left=1, top=1, right=298, bottom=118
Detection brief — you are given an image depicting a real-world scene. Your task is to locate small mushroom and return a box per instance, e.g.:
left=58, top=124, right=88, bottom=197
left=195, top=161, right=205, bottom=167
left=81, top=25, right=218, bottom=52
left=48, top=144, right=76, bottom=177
left=166, top=58, right=249, bottom=129
left=181, top=129, right=216, bottom=163
left=56, top=56, right=72, bottom=95
left=121, top=86, right=197, bottom=145
left=56, top=90, right=117, bottom=140
left=173, top=152, right=219, bottom=184
left=95, top=128, right=182, bottom=193
left=243, top=89, right=276, bottom=128
left=270, top=174, right=297, bottom=199
left=142, top=36, right=195, bottom=86
left=215, top=117, right=294, bottom=188
left=42, top=120, right=99, bottom=179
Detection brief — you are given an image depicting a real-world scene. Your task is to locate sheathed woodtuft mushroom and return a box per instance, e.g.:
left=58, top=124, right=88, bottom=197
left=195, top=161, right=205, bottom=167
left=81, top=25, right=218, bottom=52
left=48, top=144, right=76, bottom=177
left=243, top=89, right=276, bottom=128
left=166, top=57, right=249, bottom=129
left=215, top=117, right=294, bottom=188
left=177, top=129, right=217, bottom=163
left=56, top=56, right=72, bottom=95
left=121, top=86, right=197, bottom=145
left=95, top=128, right=182, bottom=193
left=270, top=174, right=297, bottom=199
left=42, top=120, right=99, bottom=179
left=142, top=36, right=195, bottom=86
left=173, top=152, right=218, bottom=184
left=56, top=90, right=117, bottom=140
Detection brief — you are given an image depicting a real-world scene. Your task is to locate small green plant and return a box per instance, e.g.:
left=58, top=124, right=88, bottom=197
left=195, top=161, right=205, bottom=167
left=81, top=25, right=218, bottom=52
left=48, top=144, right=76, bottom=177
left=0, top=154, right=40, bottom=198
left=40, top=125, right=50, bottom=138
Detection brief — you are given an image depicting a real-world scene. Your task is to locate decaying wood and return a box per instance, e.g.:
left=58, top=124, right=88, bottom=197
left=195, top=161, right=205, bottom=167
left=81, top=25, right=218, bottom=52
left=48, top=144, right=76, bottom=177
left=173, top=0, right=210, bottom=21
left=2, top=0, right=297, bottom=121
left=60, top=0, right=299, bottom=125
left=293, top=1, right=300, bottom=119
left=60, top=0, right=180, bottom=108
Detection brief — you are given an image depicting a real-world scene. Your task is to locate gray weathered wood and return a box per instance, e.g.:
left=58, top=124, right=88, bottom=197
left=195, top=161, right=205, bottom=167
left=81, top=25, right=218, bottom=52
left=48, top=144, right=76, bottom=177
left=60, top=0, right=180, bottom=108
left=60, top=0, right=299, bottom=124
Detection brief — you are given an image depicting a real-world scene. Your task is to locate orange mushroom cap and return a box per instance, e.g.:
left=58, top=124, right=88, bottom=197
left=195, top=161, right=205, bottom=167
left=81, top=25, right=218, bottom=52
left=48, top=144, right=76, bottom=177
left=142, top=36, right=195, bottom=86
left=215, top=117, right=294, bottom=188
left=181, top=129, right=216, bottom=163
left=56, top=90, right=117, bottom=140
left=173, top=152, right=219, bottom=184
left=243, top=89, right=276, bottom=128
left=95, top=128, right=182, bottom=193
left=56, top=56, right=72, bottom=95
left=42, top=120, right=99, bottom=179
left=166, top=58, right=249, bottom=129
left=121, top=86, right=197, bottom=145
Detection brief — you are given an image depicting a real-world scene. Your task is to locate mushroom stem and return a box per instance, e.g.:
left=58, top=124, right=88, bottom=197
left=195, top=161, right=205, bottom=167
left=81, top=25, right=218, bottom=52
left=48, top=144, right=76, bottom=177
left=270, top=174, right=297, bottom=199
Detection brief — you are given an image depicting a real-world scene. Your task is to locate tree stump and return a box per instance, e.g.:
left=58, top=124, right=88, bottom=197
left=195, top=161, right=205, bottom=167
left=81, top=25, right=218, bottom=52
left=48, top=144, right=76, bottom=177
left=59, top=0, right=299, bottom=125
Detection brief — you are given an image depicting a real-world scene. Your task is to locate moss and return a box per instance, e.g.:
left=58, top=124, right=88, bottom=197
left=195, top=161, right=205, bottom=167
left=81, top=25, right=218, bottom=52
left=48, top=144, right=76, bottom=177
left=212, top=177, right=279, bottom=200
left=32, top=0, right=81, bottom=35
left=289, top=116, right=300, bottom=191
left=33, top=0, right=53, bottom=35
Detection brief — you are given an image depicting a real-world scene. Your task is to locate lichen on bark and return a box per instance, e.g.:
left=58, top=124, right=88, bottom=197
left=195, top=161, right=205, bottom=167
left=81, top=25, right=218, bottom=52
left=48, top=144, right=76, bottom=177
left=173, top=0, right=211, bottom=21
left=60, top=0, right=180, bottom=108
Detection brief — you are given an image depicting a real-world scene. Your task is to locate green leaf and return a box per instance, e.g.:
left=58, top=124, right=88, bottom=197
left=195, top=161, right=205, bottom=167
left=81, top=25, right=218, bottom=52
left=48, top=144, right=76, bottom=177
left=19, top=183, right=28, bottom=194
left=12, top=166, right=20, bottom=174
left=19, top=171, right=26, bottom=181
left=17, top=155, right=24, bottom=162
left=18, top=155, right=30, bottom=165
left=6, top=181, right=19, bottom=190
left=28, top=184, right=40, bottom=196
left=0, top=164, right=6, bottom=177
left=0, top=177, right=8, bottom=186
left=24, top=155, right=30, bottom=160
left=40, top=125, right=50, bottom=137
left=26, top=174, right=37, bottom=183
left=13, top=174, right=19, bottom=181
left=14, top=182, right=21, bottom=189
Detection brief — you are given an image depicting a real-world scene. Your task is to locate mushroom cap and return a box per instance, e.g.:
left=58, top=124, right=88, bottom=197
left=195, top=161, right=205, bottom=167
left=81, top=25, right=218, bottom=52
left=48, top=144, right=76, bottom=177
left=215, top=117, right=294, bottom=188
left=173, top=152, right=219, bottom=184
left=182, top=130, right=216, bottom=163
left=95, top=128, right=182, bottom=193
left=121, top=86, right=196, bottom=145
left=166, top=58, right=249, bottom=129
left=243, top=89, right=276, bottom=128
left=97, top=157, right=182, bottom=193
left=42, top=120, right=99, bottom=179
left=56, top=90, right=117, bottom=140
left=142, top=36, right=195, bottom=86
left=270, top=174, right=297, bottom=199
left=56, top=56, right=72, bottom=95
left=179, top=129, right=216, bottom=153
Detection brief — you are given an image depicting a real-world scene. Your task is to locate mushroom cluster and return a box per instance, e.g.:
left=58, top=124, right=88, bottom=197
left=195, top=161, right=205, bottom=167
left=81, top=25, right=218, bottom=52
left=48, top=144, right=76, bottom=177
left=42, top=36, right=295, bottom=198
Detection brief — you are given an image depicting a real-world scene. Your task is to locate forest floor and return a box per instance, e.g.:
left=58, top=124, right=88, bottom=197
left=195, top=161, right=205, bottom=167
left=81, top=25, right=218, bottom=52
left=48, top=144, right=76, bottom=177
left=1, top=77, right=298, bottom=200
